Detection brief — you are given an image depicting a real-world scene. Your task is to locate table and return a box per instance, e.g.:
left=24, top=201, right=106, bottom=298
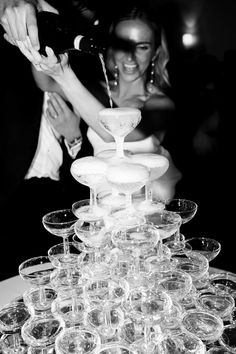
left=0, top=275, right=31, bottom=308
left=0, top=267, right=235, bottom=309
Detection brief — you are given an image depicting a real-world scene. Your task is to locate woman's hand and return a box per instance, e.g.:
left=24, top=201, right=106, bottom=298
left=46, top=91, right=81, bottom=143
left=16, top=38, right=69, bottom=78
left=0, top=0, right=58, bottom=48
left=33, top=46, right=69, bottom=78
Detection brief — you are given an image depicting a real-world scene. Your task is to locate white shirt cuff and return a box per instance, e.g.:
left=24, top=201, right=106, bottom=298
left=64, top=137, right=82, bottom=159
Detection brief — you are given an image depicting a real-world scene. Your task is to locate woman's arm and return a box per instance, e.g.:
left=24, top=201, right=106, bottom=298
left=31, top=64, right=66, bottom=98
left=55, top=66, right=113, bottom=141
left=13, top=40, right=113, bottom=141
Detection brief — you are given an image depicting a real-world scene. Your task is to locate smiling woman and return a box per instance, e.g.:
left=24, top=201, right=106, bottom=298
left=1, top=0, right=182, bottom=202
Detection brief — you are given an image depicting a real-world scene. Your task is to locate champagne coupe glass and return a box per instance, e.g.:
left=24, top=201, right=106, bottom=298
left=73, top=219, right=111, bottom=278
left=96, top=149, right=133, bottom=210
left=106, top=161, right=149, bottom=227
left=183, top=237, right=221, bottom=290
left=111, top=223, right=159, bottom=288
left=21, top=314, right=63, bottom=351
left=151, top=269, right=193, bottom=302
left=0, top=332, right=28, bottom=354
left=126, top=287, right=172, bottom=352
left=130, top=153, right=169, bottom=213
left=118, top=317, right=154, bottom=351
left=160, top=332, right=206, bottom=354
left=85, top=305, right=124, bottom=341
left=182, top=310, right=224, bottom=344
left=71, top=156, right=109, bottom=221
left=55, top=326, right=101, bottom=354
left=209, top=272, right=236, bottom=298
left=51, top=288, right=85, bottom=328
left=84, top=277, right=128, bottom=340
left=98, top=107, right=141, bottom=161
left=48, top=242, right=83, bottom=302
left=197, top=291, right=235, bottom=319
left=174, top=251, right=209, bottom=283
left=165, top=198, right=198, bottom=254
left=18, top=256, right=56, bottom=316
left=185, top=237, right=221, bottom=263
left=219, top=323, right=236, bottom=352
left=48, top=242, right=82, bottom=271
left=145, top=210, right=182, bottom=271
left=42, top=208, right=77, bottom=257
left=0, top=302, right=30, bottom=353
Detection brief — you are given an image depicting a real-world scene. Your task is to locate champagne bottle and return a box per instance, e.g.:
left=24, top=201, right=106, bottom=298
left=36, top=11, right=106, bottom=56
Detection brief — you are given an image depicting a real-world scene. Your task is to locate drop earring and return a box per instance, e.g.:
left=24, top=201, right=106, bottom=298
left=149, top=60, right=155, bottom=85
left=113, top=65, right=118, bottom=87
left=147, top=60, right=155, bottom=93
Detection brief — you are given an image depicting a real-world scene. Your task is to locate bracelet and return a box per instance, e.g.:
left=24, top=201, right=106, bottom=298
left=67, top=136, right=82, bottom=147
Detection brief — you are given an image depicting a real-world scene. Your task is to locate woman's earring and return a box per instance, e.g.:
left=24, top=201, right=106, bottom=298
left=147, top=60, right=156, bottom=93
left=113, top=65, right=118, bottom=86
left=149, top=60, right=155, bottom=85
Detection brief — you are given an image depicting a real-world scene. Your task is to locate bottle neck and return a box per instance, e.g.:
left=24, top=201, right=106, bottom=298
left=74, top=35, right=105, bottom=55
left=74, top=35, right=84, bottom=50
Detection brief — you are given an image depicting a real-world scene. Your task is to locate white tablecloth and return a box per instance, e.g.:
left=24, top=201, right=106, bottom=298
left=0, top=275, right=31, bottom=308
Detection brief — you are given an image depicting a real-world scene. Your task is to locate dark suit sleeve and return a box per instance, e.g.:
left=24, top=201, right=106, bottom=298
left=0, top=37, right=44, bottom=208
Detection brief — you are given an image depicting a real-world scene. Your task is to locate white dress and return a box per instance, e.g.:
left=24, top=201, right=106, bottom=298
left=87, top=127, right=182, bottom=202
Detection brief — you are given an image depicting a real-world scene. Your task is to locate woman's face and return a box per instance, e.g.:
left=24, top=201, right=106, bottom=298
left=112, top=19, right=155, bottom=83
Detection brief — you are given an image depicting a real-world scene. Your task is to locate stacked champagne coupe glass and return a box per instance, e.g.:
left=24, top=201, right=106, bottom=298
left=1, top=108, right=236, bottom=354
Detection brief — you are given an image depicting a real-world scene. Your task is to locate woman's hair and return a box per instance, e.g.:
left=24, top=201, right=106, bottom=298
left=104, top=2, right=170, bottom=90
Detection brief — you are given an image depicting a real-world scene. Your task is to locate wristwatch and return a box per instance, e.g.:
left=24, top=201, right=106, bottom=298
left=64, top=136, right=83, bottom=158
left=67, top=136, right=82, bottom=147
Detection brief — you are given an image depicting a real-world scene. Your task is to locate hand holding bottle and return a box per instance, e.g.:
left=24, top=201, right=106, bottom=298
left=33, top=46, right=69, bottom=77
left=0, top=0, right=58, bottom=48
left=15, top=35, right=69, bottom=78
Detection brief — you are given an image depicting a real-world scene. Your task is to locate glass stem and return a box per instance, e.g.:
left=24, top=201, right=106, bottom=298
left=144, top=320, right=151, bottom=350
left=89, top=189, right=93, bottom=208
left=39, top=286, right=47, bottom=306
left=115, top=136, right=125, bottom=158
left=157, top=240, right=164, bottom=260
left=63, top=236, right=69, bottom=255
left=145, top=180, right=153, bottom=202
left=134, top=249, right=141, bottom=274
left=104, top=306, right=111, bottom=327
left=175, top=226, right=181, bottom=243
left=12, top=334, right=20, bottom=351
left=72, top=289, right=77, bottom=318
left=125, top=193, right=133, bottom=212
left=91, top=188, right=98, bottom=210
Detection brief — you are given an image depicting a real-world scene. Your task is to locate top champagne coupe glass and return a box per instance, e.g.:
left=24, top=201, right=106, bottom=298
left=71, top=156, right=108, bottom=222
left=98, top=107, right=141, bottom=161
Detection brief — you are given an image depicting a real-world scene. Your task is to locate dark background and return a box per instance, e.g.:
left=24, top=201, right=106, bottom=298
left=154, top=0, right=235, bottom=272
